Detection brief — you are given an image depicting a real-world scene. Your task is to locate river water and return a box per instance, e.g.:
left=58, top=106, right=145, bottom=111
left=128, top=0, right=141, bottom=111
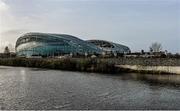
left=0, top=66, right=180, bottom=110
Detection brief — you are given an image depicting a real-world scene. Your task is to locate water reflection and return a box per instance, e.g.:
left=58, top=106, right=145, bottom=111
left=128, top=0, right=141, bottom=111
left=101, top=73, right=180, bottom=88
left=20, top=69, right=26, bottom=83
left=128, top=73, right=180, bottom=88
left=0, top=66, right=180, bottom=110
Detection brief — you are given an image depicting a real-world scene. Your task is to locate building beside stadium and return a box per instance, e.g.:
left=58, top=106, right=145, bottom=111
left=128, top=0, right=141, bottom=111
left=15, top=32, right=130, bottom=57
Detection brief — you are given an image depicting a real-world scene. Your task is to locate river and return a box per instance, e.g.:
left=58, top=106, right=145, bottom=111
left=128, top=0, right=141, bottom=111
left=0, top=66, right=180, bottom=110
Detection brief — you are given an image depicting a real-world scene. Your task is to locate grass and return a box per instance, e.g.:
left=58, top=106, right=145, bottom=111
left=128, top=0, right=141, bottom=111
left=0, top=58, right=118, bottom=73
left=0, top=57, right=179, bottom=74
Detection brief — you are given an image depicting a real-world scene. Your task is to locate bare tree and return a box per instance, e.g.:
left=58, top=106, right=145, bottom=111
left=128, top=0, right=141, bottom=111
left=4, top=46, right=10, bottom=54
left=149, top=42, right=162, bottom=52
left=141, top=49, right=145, bottom=54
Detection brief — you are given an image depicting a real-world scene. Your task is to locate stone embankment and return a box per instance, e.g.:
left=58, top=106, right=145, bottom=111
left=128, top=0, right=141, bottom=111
left=116, top=65, right=180, bottom=74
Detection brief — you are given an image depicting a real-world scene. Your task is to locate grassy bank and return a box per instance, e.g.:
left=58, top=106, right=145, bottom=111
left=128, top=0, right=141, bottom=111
left=0, top=58, right=179, bottom=74
left=0, top=58, right=118, bottom=73
left=101, top=58, right=180, bottom=66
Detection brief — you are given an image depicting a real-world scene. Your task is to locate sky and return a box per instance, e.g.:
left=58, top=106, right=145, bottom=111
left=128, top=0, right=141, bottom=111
left=0, top=0, right=179, bottom=53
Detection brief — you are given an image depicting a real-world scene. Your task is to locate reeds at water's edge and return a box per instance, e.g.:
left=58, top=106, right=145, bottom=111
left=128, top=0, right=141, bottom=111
left=0, top=58, right=179, bottom=74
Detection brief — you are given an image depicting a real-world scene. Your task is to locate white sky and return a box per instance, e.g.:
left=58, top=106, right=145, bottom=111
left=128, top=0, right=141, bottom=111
left=0, top=0, right=179, bottom=53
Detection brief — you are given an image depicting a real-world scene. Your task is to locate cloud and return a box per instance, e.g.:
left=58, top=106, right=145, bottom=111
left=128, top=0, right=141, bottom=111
left=0, top=0, right=8, bottom=12
left=0, top=0, right=9, bottom=32
left=0, top=0, right=44, bottom=52
left=0, top=0, right=24, bottom=52
left=0, top=0, right=179, bottom=53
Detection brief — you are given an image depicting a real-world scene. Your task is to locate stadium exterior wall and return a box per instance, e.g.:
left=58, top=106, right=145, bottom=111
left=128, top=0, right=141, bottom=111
left=15, top=32, right=130, bottom=57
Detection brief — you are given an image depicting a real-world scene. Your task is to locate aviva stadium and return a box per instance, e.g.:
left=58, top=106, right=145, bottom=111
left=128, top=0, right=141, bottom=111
left=15, top=32, right=130, bottom=57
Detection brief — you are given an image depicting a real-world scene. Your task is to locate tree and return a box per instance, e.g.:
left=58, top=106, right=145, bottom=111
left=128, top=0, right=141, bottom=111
left=141, top=50, right=145, bottom=54
left=4, top=46, right=10, bottom=54
left=149, top=42, right=162, bottom=52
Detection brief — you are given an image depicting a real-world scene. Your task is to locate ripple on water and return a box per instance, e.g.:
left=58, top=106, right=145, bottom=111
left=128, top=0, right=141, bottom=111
left=0, top=67, right=180, bottom=109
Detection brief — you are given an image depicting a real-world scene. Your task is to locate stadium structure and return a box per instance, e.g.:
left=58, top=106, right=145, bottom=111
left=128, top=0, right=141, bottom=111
left=15, top=32, right=130, bottom=57
left=87, top=40, right=130, bottom=54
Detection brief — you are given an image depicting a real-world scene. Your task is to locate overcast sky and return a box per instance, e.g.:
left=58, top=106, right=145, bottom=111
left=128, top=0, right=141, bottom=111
left=0, top=0, right=179, bottom=53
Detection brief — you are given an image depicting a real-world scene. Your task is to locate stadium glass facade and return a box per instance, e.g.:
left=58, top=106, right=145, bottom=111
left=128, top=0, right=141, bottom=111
left=15, top=32, right=130, bottom=57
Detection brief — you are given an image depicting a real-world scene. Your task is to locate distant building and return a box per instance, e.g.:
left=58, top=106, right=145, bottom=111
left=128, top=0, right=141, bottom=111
left=15, top=32, right=131, bottom=57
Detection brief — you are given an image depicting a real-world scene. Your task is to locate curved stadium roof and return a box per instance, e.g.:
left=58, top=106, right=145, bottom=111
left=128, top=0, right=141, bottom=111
left=16, top=32, right=102, bottom=57
left=16, top=32, right=130, bottom=57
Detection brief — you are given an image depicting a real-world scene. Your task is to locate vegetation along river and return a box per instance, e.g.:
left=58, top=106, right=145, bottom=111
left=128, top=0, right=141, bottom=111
left=0, top=66, right=180, bottom=110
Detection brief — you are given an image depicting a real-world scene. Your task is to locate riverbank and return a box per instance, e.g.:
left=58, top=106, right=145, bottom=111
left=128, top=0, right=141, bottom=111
left=0, top=58, right=118, bottom=73
left=0, top=58, right=179, bottom=74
